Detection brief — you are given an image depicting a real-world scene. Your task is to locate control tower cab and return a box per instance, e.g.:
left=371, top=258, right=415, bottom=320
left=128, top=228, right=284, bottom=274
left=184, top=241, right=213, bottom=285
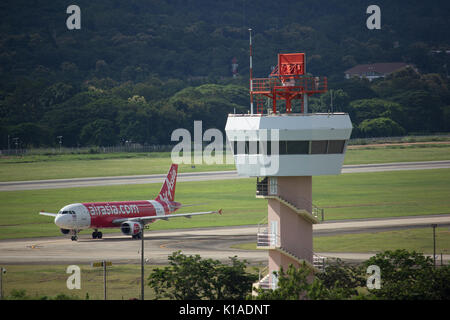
left=226, top=113, right=352, bottom=177
left=225, top=50, right=352, bottom=291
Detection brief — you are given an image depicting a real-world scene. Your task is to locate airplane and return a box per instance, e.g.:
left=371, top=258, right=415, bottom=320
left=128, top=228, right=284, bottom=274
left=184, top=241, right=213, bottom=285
left=39, top=164, right=222, bottom=241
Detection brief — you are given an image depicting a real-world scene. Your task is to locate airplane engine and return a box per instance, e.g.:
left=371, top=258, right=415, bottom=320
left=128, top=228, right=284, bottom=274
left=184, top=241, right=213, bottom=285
left=60, top=228, right=70, bottom=235
left=120, top=221, right=142, bottom=236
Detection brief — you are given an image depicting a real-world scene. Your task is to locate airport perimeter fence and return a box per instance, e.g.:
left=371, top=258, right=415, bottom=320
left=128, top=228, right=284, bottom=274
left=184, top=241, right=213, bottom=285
left=347, top=133, right=450, bottom=145
left=0, top=144, right=175, bottom=156
left=1, top=134, right=449, bottom=156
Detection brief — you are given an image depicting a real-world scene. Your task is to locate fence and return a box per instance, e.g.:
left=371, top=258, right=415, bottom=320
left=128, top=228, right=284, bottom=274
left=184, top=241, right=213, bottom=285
left=0, top=144, right=175, bottom=156
left=1, top=134, right=448, bottom=156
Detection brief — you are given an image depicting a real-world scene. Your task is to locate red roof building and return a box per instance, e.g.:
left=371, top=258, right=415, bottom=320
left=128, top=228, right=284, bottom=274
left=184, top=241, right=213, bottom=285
left=344, top=62, right=414, bottom=81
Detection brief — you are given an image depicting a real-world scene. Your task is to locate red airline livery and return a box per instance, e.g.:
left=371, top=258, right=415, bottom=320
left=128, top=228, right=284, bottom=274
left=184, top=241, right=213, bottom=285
left=39, top=164, right=222, bottom=241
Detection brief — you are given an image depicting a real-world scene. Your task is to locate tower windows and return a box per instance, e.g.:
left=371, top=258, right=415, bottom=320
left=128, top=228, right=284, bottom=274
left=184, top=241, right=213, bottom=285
left=232, top=140, right=346, bottom=155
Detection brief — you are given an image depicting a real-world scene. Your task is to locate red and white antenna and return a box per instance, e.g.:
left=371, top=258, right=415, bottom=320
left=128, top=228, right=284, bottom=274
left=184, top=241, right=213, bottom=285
left=249, top=28, right=253, bottom=114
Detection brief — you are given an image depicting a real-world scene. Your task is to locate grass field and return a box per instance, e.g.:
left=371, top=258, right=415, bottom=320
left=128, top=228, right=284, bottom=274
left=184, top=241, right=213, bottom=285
left=231, top=227, right=450, bottom=255
left=0, top=143, right=449, bottom=182
left=313, top=227, right=450, bottom=254
left=1, top=264, right=159, bottom=300
left=0, top=168, right=449, bottom=240
left=1, top=263, right=263, bottom=300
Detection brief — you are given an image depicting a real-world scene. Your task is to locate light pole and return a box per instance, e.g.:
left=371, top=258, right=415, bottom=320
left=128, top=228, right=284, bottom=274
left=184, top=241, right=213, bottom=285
left=432, top=224, right=437, bottom=267
left=140, top=223, right=145, bottom=300
left=0, top=267, right=6, bottom=300
left=12, top=137, right=19, bottom=155
left=57, top=136, right=63, bottom=153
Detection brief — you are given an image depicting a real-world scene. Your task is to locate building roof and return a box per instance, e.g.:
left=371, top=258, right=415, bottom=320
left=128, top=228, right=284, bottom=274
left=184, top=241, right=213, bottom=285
left=344, top=62, right=410, bottom=75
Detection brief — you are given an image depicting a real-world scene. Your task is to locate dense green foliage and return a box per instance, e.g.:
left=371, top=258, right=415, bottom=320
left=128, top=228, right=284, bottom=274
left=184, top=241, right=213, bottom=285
left=255, top=250, right=450, bottom=300
left=147, top=251, right=258, bottom=300
left=363, top=250, right=450, bottom=299
left=0, top=1, right=449, bottom=148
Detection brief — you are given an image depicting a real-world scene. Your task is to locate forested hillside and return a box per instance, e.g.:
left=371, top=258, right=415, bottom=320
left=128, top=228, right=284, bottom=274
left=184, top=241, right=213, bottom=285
left=0, top=0, right=449, bottom=148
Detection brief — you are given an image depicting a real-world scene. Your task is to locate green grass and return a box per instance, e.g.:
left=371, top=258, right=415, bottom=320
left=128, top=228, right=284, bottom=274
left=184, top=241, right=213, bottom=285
left=0, top=177, right=266, bottom=239
left=1, top=264, right=160, bottom=300
left=344, top=143, right=450, bottom=165
left=231, top=227, right=450, bottom=255
left=313, top=227, right=450, bottom=254
left=313, top=168, right=450, bottom=220
left=1, top=263, right=264, bottom=300
left=0, top=152, right=235, bottom=182
left=0, top=169, right=449, bottom=240
left=0, top=143, right=449, bottom=182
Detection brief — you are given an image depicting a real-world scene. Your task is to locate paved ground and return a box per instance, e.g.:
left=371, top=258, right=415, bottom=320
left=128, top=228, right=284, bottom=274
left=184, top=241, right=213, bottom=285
left=1, top=214, right=448, bottom=265
left=1, top=160, right=449, bottom=191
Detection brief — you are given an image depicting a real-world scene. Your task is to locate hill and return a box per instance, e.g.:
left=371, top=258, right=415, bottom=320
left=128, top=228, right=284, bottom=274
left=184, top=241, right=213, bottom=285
left=0, top=0, right=449, bottom=147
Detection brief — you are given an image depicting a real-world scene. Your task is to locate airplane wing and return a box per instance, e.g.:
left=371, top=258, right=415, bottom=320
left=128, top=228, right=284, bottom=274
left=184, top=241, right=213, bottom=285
left=39, top=211, right=58, bottom=217
left=112, top=209, right=222, bottom=225
left=173, top=203, right=209, bottom=209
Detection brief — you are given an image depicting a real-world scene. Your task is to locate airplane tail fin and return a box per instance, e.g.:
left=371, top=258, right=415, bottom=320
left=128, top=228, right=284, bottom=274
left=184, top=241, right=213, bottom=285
left=156, top=164, right=178, bottom=203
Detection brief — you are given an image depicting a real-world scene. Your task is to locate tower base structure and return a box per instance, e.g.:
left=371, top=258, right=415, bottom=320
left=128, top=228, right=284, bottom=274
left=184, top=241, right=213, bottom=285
left=257, top=176, right=319, bottom=289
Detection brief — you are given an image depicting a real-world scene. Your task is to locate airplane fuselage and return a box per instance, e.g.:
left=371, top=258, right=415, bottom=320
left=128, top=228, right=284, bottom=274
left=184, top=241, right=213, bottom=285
left=40, top=164, right=221, bottom=240
left=55, top=200, right=179, bottom=230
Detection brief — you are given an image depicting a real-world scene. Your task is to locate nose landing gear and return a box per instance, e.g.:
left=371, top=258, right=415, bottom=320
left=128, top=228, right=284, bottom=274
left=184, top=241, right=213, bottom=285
left=69, top=229, right=83, bottom=241
left=70, top=230, right=78, bottom=241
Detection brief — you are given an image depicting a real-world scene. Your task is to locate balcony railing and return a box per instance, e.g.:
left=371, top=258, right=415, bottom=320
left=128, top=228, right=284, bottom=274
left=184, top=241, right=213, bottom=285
left=251, top=76, right=327, bottom=94
left=256, top=179, right=325, bottom=221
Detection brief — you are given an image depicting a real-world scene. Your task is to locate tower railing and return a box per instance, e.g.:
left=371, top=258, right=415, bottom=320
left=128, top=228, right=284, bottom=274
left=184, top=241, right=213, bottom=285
left=251, top=76, right=327, bottom=95
left=256, top=180, right=324, bottom=221
left=256, top=218, right=327, bottom=272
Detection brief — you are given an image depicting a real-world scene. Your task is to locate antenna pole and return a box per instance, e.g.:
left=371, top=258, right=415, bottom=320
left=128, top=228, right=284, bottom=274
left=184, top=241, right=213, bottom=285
left=249, top=28, right=253, bottom=114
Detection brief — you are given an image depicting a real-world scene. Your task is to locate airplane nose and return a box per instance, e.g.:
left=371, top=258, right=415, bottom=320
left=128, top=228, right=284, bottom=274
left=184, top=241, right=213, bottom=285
left=54, top=214, right=61, bottom=226
left=54, top=214, right=68, bottom=228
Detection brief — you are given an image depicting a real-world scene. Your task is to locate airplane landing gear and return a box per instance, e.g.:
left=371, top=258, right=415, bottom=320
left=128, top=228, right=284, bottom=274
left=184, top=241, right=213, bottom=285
left=132, top=233, right=142, bottom=240
left=92, top=230, right=103, bottom=239
left=70, top=230, right=79, bottom=241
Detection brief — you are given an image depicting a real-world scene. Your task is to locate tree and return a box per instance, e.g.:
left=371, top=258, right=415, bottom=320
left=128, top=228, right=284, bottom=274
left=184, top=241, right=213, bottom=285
left=254, top=261, right=365, bottom=300
left=363, top=249, right=444, bottom=300
left=312, top=258, right=366, bottom=299
left=148, top=251, right=257, bottom=300
left=347, top=99, right=406, bottom=126
left=358, top=117, right=405, bottom=137
left=80, top=119, right=117, bottom=146
left=254, top=263, right=322, bottom=300
left=253, top=250, right=450, bottom=300
left=7, top=122, right=52, bottom=147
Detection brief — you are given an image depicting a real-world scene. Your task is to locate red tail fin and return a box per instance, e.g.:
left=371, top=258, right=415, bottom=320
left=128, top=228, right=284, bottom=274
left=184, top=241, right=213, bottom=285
left=156, top=164, right=178, bottom=203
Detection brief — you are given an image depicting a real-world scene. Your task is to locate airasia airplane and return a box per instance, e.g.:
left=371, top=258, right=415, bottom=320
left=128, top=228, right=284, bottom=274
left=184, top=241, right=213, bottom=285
left=39, top=164, right=222, bottom=241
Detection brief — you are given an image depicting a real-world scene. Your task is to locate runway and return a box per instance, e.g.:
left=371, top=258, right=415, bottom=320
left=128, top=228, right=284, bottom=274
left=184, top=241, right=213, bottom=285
left=1, top=160, right=449, bottom=191
left=1, top=214, right=449, bottom=265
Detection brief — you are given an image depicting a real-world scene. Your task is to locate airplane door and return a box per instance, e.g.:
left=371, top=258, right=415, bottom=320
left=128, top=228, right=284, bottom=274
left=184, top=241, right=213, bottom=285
left=71, top=210, right=78, bottom=227
left=78, top=207, right=91, bottom=229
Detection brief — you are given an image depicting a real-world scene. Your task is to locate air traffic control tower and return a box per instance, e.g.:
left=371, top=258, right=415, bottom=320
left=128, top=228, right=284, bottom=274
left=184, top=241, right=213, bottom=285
left=225, top=51, right=352, bottom=290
